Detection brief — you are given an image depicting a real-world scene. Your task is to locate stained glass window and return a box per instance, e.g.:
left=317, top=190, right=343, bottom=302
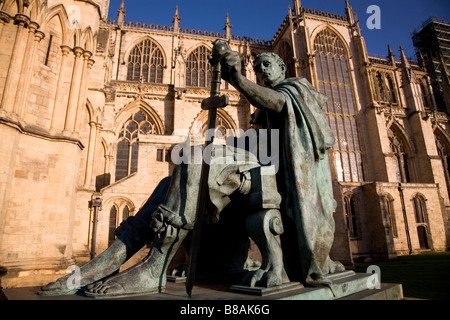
left=376, top=72, right=387, bottom=102
left=123, top=205, right=129, bottom=221
left=435, top=133, right=450, bottom=198
left=413, top=195, right=427, bottom=224
left=386, top=75, right=397, bottom=103
left=344, top=194, right=359, bottom=238
left=156, top=148, right=171, bottom=162
left=115, top=110, right=158, bottom=181
left=186, top=46, right=212, bottom=87
left=314, top=29, right=363, bottom=182
left=420, top=82, right=431, bottom=109
left=381, top=194, right=398, bottom=237
left=127, top=39, right=164, bottom=83
left=388, top=127, right=411, bottom=183
left=412, top=195, right=430, bottom=249
left=108, top=206, right=117, bottom=246
left=417, top=226, right=429, bottom=249
left=373, top=72, right=397, bottom=104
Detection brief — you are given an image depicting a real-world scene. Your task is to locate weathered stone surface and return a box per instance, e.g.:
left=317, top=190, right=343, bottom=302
left=2, top=273, right=404, bottom=300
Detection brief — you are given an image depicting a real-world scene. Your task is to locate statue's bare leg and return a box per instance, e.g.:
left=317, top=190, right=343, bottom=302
left=86, top=225, right=188, bottom=297
left=85, top=158, right=201, bottom=298
left=39, top=239, right=128, bottom=295
left=244, top=209, right=289, bottom=287
left=39, top=177, right=171, bottom=296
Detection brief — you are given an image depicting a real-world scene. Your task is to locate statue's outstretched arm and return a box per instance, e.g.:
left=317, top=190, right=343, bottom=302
left=218, top=51, right=286, bottom=113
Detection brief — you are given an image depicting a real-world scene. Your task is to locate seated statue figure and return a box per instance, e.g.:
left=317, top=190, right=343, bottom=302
left=40, top=41, right=344, bottom=298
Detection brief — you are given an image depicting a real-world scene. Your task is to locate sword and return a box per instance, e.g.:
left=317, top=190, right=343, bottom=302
left=185, top=39, right=230, bottom=297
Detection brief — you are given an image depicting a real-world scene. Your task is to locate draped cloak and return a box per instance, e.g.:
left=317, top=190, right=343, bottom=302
left=267, top=77, right=337, bottom=283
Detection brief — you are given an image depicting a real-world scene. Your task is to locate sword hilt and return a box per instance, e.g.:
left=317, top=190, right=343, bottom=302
left=201, top=95, right=229, bottom=110
left=209, top=39, right=231, bottom=66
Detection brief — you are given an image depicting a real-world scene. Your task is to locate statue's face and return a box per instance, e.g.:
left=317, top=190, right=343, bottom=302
left=254, top=55, right=286, bottom=88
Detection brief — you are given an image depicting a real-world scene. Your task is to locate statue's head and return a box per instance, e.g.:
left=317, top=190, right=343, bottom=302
left=253, top=52, right=286, bottom=88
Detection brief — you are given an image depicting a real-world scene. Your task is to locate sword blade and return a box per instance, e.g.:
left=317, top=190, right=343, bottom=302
left=185, top=59, right=222, bottom=298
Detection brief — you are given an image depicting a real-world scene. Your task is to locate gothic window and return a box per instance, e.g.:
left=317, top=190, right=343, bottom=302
left=127, top=39, right=164, bottom=83
left=108, top=204, right=132, bottom=246
left=376, top=72, right=387, bottom=102
left=123, top=205, right=130, bottom=221
left=186, top=46, right=212, bottom=87
left=435, top=133, right=450, bottom=198
left=313, top=28, right=364, bottom=182
left=190, top=110, right=237, bottom=146
left=381, top=194, right=398, bottom=237
left=419, top=82, right=430, bottom=109
left=412, top=195, right=430, bottom=250
left=413, top=195, right=428, bottom=224
left=115, top=110, right=158, bottom=181
left=201, top=117, right=228, bottom=138
left=386, top=75, right=397, bottom=104
left=108, top=205, right=117, bottom=246
left=44, top=35, right=53, bottom=66
left=373, top=72, right=398, bottom=104
left=277, top=41, right=296, bottom=78
left=344, top=194, right=359, bottom=238
left=156, top=148, right=171, bottom=162
left=417, top=226, right=429, bottom=250
left=388, top=127, right=411, bottom=183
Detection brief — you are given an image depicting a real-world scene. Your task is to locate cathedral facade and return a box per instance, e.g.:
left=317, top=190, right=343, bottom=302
left=0, top=0, right=448, bottom=288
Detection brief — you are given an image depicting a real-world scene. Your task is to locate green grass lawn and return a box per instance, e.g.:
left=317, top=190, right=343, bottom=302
left=355, top=251, right=450, bottom=300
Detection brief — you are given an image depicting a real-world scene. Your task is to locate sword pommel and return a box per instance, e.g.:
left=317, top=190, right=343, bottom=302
left=209, top=39, right=231, bottom=66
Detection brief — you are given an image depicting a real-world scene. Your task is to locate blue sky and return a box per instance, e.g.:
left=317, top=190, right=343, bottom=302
left=107, top=0, right=450, bottom=60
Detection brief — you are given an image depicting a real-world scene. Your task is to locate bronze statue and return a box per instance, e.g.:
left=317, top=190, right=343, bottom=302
left=40, top=40, right=344, bottom=298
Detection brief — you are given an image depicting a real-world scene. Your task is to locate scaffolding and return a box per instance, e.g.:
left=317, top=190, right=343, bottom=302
left=412, top=17, right=450, bottom=111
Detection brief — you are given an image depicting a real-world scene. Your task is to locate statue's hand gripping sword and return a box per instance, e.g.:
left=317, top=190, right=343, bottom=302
left=185, top=40, right=231, bottom=297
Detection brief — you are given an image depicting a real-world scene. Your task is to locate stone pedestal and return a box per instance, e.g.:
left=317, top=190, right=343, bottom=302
left=1, top=272, right=403, bottom=300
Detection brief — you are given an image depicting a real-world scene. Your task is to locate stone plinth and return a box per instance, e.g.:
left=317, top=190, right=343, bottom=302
left=1, top=272, right=403, bottom=301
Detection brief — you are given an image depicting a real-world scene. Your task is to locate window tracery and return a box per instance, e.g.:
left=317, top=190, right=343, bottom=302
left=412, top=195, right=430, bottom=250
left=435, top=133, right=450, bottom=198
left=108, top=204, right=132, bottom=246
left=344, top=194, right=359, bottom=238
left=388, top=127, right=411, bottom=183
left=127, top=39, right=164, bottom=83
left=373, top=71, right=398, bottom=104
left=314, top=28, right=363, bottom=182
left=381, top=194, right=398, bottom=237
left=115, top=110, right=158, bottom=181
left=186, top=46, right=212, bottom=87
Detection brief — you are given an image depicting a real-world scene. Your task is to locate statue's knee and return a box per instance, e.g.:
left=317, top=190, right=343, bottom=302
left=115, top=216, right=153, bottom=250
left=151, top=204, right=195, bottom=232
left=244, top=166, right=282, bottom=212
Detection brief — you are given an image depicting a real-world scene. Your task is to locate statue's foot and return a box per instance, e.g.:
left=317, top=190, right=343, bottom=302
left=85, top=253, right=164, bottom=298
left=38, top=239, right=128, bottom=296
left=39, top=277, right=78, bottom=296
